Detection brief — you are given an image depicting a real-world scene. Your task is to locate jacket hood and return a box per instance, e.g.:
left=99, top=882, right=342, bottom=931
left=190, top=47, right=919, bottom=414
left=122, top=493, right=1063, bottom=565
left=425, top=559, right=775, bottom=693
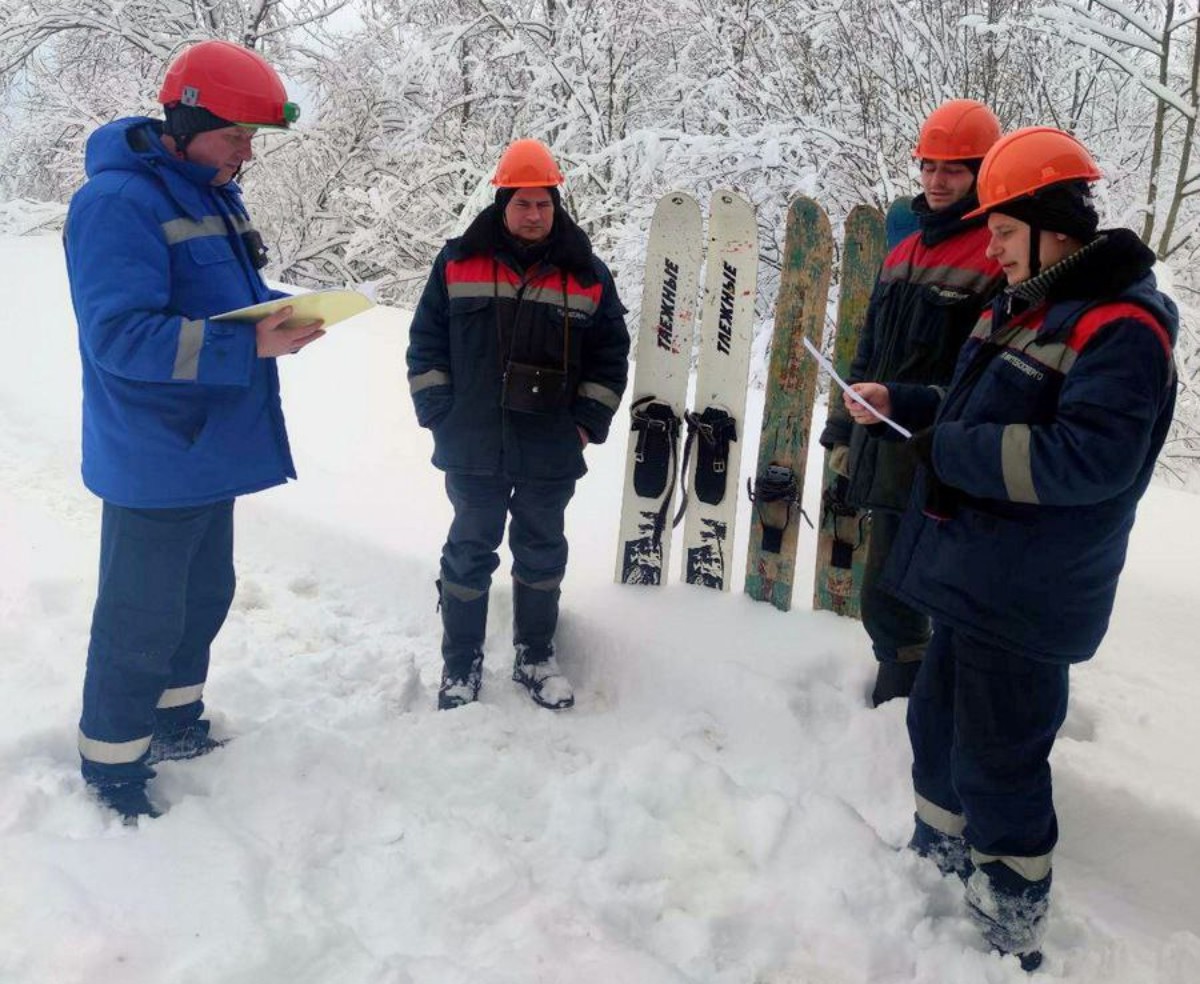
left=1041, top=229, right=1179, bottom=346
left=459, top=202, right=597, bottom=282
left=86, top=117, right=219, bottom=183
left=913, top=191, right=988, bottom=247
left=83, top=117, right=240, bottom=221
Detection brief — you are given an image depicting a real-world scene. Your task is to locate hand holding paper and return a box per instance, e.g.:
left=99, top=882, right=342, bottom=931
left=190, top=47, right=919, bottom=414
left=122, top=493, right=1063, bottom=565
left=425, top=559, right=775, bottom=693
left=254, top=306, right=325, bottom=358
left=213, top=288, right=374, bottom=329
left=844, top=382, right=891, bottom=423
left=801, top=336, right=913, bottom=439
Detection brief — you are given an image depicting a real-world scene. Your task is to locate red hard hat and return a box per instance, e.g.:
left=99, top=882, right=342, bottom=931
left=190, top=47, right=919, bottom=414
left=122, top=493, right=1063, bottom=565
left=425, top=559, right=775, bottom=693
left=158, top=40, right=298, bottom=128
left=965, top=126, right=1102, bottom=219
left=492, top=139, right=565, bottom=188
left=913, top=99, right=1001, bottom=161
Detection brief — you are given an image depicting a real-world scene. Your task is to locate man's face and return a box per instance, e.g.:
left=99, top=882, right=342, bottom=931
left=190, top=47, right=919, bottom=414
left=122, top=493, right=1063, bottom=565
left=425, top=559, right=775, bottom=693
left=986, top=213, right=1031, bottom=284
left=919, top=159, right=976, bottom=211
left=986, top=212, right=1076, bottom=285
left=503, top=188, right=555, bottom=244
left=184, top=126, right=257, bottom=185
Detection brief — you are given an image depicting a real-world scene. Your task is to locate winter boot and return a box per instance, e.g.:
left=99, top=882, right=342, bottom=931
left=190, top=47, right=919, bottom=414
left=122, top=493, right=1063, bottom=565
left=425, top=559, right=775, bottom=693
left=147, top=719, right=226, bottom=764
left=512, top=579, right=572, bottom=709
left=90, top=780, right=162, bottom=824
left=438, top=652, right=484, bottom=710
left=871, top=658, right=922, bottom=707
left=909, top=813, right=974, bottom=882
left=437, top=578, right=489, bottom=710
left=513, top=645, right=574, bottom=710
left=966, top=860, right=1051, bottom=973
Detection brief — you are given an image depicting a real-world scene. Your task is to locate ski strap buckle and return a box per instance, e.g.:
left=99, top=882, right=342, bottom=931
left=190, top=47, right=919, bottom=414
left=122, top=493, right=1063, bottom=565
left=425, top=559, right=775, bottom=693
left=629, top=397, right=683, bottom=533
left=682, top=407, right=737, bottom=507
left=747, top=464, right=812, bottom=553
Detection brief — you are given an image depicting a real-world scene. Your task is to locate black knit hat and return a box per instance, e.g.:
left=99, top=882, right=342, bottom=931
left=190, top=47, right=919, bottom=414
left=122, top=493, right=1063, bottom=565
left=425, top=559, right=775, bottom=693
left=917, top=157, right=984, bottom=176
left=163, top=103, right=237, bottom=140
left=992, top=180, right=1100, bottom=242
left=495, top=185, right=562, bottom=210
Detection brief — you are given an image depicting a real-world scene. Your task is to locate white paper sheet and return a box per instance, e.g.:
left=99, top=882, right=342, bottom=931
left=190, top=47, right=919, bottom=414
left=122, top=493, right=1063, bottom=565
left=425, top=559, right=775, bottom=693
left=802, top=336, right=913, bottom=439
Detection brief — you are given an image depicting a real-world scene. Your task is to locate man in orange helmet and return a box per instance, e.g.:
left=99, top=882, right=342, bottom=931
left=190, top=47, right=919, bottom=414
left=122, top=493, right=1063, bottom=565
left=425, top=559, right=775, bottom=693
left=819, top=99, right=1005, bottom=707
left=407, top=139, right=629, bottom=711
left=64, top=40, right=322, bottom=822
left=847, top=128, right=1177, bottom=969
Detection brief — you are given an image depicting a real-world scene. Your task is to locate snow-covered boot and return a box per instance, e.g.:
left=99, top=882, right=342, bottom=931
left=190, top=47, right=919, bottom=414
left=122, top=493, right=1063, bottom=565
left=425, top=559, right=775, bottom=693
left=966, top=860, right=1050, bottom=973
left=437, top=578, right=488, bottom=709
left=147, top=720, right=226, bottom=764
left=512, top=578, right=560, bottom=654
left=438, top=651, right=483, bottom=710
left=909, top=813, right=974, bottom=882
left=91, top=780, right=162, bottom=824
left=512, top=645, right=574, bottom=710
left=511, top=579, right=572, bottom=708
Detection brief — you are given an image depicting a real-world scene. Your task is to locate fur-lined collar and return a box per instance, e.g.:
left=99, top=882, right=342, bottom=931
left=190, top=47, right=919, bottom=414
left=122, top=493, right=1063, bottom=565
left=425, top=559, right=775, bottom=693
left=459, top=203, right=597, bottom=283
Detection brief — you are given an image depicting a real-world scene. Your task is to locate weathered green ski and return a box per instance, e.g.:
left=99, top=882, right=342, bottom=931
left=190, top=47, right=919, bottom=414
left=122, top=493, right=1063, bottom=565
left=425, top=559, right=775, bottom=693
left=812, top=204, right=886, bottom=618
left=744, top=196, right=833, bottom=611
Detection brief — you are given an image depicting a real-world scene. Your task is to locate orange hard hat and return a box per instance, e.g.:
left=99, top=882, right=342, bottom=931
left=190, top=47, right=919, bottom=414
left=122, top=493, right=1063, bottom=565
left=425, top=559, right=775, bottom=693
left=965, top=126, right=1101, bottom=219
left=913, top=99, right=1001, bottom=161
left=492, top=139, right=565, bottom=188
left=159, top=40, right=298, bottom=128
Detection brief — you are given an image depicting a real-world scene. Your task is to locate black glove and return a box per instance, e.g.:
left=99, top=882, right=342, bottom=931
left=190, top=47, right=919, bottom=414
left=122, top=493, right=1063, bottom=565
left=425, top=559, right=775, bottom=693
left=908, top=428, right=959, bottom=520
left=908, top=427, right=937, bottom=474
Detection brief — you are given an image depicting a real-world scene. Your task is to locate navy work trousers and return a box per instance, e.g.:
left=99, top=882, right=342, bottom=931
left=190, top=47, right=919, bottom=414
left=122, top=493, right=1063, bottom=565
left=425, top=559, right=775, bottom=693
left=441, top=474, right=576, bottom=594
left=907, top=622, right=1069, bottom=861
left=861, top=508, right=931, bottom=664
left=79, top=500, right=235, bottom=785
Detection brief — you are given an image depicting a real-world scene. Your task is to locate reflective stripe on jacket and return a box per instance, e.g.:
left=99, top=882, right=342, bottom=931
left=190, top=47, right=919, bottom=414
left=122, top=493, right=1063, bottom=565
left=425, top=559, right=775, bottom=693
left=65, top=117, right=294, bottom=507
left=821, top=195, right=1003, bottom=511
left=406, top=206, right=629, bottom=481
left=882, top=230, right=1177, bottom=662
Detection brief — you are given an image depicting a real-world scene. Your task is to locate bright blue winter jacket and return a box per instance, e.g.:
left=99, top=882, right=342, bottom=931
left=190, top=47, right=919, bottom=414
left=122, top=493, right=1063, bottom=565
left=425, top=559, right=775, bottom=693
left=881, top=230, right=1177, bottom=663
left=64, top=116, right=294, bottom=508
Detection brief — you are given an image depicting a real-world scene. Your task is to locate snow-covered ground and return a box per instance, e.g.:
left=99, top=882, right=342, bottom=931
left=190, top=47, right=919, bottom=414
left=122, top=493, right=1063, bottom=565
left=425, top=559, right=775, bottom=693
left=1, top=233, right=1198, bottom=983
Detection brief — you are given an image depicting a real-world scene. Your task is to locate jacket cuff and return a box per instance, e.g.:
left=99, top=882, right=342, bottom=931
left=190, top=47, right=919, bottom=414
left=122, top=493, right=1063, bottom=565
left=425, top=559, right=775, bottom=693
left=573, top=398, right=615, bottom=445
left=819, top=412, right=852, bottom=449
left=194, top=319, right=256, bottom=387
left=413, top=385, right=453, bottom=429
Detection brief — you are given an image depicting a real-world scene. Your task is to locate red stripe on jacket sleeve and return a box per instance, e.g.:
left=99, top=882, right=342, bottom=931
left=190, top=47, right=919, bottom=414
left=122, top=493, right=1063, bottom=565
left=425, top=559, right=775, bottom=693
left=1067, top=302, right=1173, bottom=361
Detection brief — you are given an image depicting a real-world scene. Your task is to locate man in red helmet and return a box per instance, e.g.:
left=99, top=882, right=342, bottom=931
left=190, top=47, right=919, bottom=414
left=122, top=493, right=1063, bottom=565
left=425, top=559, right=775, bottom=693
left=819, top=99, right=1005, bottom=707
left=63, top=40, right=322, bottom=822
left=406, top=139, right=630, bottom=712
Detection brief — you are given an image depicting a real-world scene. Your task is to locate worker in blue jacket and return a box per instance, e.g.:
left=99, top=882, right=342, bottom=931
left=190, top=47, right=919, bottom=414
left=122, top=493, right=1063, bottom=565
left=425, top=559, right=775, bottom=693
left=64, top=40, right=324, bottom=822
left=407, top=139, right=629, bottom=712
left=846, top=127, right=1177, bottom=970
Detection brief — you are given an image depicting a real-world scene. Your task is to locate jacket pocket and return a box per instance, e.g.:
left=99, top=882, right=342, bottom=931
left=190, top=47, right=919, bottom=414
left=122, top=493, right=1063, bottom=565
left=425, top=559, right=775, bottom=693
left=899, top=285, right=980, bottom=380
left=187, top=237, right=239, bottom=266
left=448, top=295, right=495, bottom=367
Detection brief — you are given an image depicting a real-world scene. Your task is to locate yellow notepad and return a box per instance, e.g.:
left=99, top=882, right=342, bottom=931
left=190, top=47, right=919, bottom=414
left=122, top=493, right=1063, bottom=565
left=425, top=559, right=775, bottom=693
left=211, top=289, right=374, bottom=328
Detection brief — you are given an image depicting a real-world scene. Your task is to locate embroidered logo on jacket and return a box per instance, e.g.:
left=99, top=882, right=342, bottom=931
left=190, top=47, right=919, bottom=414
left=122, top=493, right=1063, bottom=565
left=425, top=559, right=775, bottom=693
left=999, top=350, right=1045, bottom=381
